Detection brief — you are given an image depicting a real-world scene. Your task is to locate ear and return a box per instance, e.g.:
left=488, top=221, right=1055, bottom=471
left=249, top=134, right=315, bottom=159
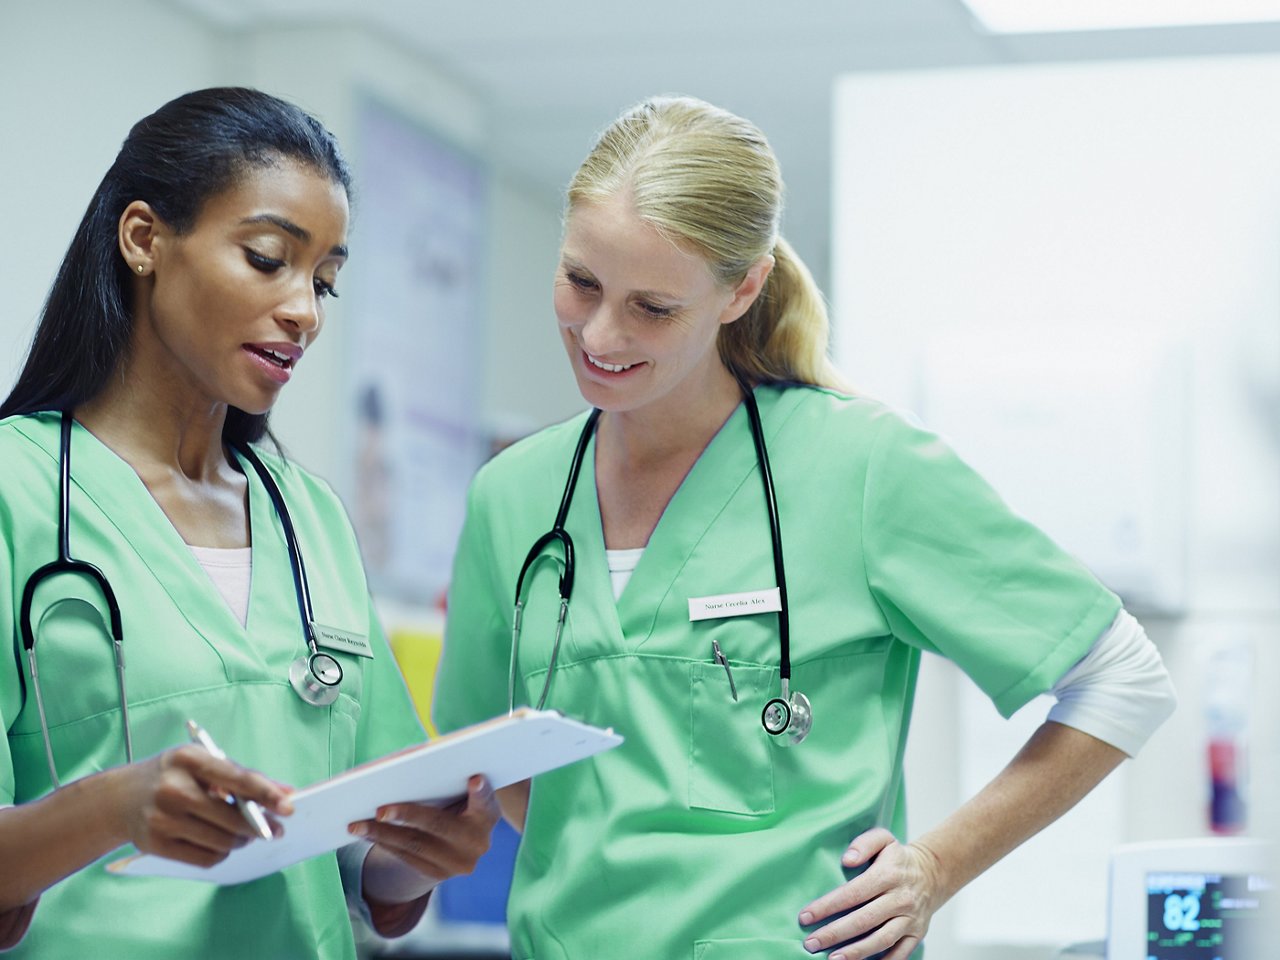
left=719, top=254, right=775, bottom=326
left=117, top=201, right=164, bottom=277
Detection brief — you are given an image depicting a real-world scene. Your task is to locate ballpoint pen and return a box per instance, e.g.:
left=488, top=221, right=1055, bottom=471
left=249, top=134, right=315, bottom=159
left=185, top=719, right=275, bottom=841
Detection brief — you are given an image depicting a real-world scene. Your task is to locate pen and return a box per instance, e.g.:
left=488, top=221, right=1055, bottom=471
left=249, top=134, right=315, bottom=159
left=185, top=719, right=274, bottom=841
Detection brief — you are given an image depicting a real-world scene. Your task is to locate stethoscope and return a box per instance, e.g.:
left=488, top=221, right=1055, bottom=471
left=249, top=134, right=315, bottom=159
left=508, top=380, right=813, bottom=746
left=19, top=412, right=343, bottom=788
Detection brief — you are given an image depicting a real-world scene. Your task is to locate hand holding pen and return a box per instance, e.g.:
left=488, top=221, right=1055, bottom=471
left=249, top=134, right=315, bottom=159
left=104, top=724, right=294, bottom=868
left=185, top=721, right=276, bottom=841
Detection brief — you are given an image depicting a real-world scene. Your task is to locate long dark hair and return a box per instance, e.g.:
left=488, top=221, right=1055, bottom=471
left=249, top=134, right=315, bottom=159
left=0, top=87, right=352, bottom=445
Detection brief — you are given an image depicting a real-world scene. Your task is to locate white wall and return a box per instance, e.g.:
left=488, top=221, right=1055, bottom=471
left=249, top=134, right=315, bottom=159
left=483, top=171, right=584, bottom=436
left=833, top=57, right=1280, bottom=958
left=0, top=0, right=229, bottom=389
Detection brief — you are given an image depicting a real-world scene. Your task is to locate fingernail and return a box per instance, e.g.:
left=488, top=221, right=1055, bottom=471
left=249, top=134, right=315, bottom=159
left=349, top=823, right=368, bottom=837
left=799, top=911, right=814, bottom=925
left=803, top=938, right=820, bottom=953
left=832, top=954, right=846, bottom=960
left=377, top=808, right=394, bottom=822
left=844, top=847, right=861, bottom=862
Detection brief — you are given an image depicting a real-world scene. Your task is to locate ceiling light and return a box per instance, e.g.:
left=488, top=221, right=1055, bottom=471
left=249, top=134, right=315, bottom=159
left=961, top=0, right=1280, bottom=33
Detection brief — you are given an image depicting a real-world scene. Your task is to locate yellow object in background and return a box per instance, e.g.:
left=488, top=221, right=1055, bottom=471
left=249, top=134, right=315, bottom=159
left=388, top=627, right=444, bottom=738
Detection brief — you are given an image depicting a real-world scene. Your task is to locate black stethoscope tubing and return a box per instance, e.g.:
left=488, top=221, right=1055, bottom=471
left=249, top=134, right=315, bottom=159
left=233, top=441, right=345, bottom=707
left=509, top=407, right=600, bottom=712
left=739, top=380, right=790, bottom=684
left=20, top=413, right=132, bottom=787
left=513, top=408, right=601, bottom=605
left=20, top=412, right=341, bottom=787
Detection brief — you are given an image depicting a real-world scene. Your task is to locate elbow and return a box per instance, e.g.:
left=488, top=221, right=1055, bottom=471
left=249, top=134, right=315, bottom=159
left=1153, top=670, right=1179, bottom=728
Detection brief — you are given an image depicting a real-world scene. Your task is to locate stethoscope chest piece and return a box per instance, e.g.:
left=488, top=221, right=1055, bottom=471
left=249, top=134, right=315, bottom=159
left=289, top=652, right=342, bottom=707
left=762, top=688, right=812, bottom=747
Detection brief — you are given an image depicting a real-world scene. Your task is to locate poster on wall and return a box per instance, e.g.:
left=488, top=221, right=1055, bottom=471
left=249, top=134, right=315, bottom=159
left=348, top=96, right=487, bottom=605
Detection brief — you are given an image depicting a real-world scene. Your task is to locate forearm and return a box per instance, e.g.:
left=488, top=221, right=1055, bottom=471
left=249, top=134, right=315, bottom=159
left=497, top=781, right=529, bottom=833
left=359, top=845, right=433, bottom=938
left=911, top=720, right=1125, bottom=905
left=0, top=770, right=128, bottom=910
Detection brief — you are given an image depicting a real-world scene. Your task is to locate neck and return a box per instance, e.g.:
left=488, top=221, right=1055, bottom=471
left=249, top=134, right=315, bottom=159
left=75, top=351, right=232, bottom=483
left=599, top=363, right=746, bottom=471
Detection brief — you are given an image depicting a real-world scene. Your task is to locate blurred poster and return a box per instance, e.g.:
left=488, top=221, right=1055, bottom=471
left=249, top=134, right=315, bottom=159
left=349, top=97, right=486, bottom=604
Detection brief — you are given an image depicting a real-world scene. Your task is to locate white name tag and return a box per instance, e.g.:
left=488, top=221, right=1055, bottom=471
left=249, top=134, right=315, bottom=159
left=688, top=588, right=782, bottom=622
left=310, top=622, right=373, bottom=659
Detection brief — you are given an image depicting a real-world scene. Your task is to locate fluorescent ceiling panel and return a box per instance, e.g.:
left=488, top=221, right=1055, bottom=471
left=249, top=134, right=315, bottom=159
left=962, top=0, right=1280, bottom=33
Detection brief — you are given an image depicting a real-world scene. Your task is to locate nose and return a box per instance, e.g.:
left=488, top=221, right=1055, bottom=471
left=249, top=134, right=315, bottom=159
left=577, top=300, right=626, bottom=356
left=275, top=276, right=322, bottom=337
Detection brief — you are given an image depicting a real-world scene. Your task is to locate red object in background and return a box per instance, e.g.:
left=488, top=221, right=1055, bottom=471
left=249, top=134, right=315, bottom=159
left=1208, top=737, right=1245, bottom=835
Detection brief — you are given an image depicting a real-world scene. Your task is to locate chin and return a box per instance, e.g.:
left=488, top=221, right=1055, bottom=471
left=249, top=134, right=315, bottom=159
left=228, top=392, right=279, bottom=419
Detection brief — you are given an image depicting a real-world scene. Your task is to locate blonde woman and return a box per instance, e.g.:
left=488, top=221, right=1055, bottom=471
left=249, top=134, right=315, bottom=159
left=434, top=97, right=1174, bottom=959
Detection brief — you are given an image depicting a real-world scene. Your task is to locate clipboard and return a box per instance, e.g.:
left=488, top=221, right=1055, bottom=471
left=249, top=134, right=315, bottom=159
left=107, top=709, right=622, bottom=885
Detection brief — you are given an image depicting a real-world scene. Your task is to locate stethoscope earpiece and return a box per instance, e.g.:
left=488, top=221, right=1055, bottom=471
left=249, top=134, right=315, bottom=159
left=289, top=652, right=342, bottom=707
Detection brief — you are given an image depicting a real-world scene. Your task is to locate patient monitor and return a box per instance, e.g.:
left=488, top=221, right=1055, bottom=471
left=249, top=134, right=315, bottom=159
left=1107, top=837, right=1270, bottom=959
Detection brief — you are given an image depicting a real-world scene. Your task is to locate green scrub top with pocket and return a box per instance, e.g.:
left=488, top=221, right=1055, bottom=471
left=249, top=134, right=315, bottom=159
left=434, top=384, right=1121, bottom=960
left=0, top=412, right=424, bottom=960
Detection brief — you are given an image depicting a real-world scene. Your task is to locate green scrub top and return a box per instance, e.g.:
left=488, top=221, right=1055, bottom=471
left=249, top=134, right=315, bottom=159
left=434, top=384, right=1121, bottom=960
left=0, top=412, right=424, bottom=960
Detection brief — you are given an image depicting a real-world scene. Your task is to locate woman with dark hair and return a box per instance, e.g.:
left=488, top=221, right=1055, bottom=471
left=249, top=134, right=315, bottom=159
left=0, top=88, right=497, bottom=958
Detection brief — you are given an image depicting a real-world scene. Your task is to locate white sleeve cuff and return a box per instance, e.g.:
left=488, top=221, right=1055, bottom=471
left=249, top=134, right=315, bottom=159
left=337, top=839, right=375, bottom=927
left=1047, top=609, right=1177, bottom=757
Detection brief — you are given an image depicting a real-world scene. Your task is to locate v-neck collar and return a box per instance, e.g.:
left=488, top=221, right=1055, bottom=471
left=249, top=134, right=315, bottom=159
left=564, top=385, right=806, bottom=651
left=13, top=414, right=294, bottom=673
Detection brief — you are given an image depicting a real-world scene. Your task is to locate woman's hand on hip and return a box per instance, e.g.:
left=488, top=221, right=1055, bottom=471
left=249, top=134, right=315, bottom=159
left=110, top=745, right=293, bottom=866
left=798, top=827, right=946, bottom=960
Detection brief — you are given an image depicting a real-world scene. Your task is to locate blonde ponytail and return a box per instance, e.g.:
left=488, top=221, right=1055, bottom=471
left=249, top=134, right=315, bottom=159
left=567, top=96, right=846, bottom=391
left=718, top=236, right=845, bottom=390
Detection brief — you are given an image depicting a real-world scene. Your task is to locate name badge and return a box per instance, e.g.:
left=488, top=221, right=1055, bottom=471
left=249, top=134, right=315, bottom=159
left=310, top=622, right=373, bottom=659
left=688, top=588, right=782, bottom=622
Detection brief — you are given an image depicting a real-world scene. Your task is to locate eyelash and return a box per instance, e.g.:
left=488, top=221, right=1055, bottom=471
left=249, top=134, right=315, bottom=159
left=565, top=271, right=598, bottom=293
left=246, top=249, right=285, bottom=272
left=565, top=270, right=671, bottom=319
left=638, top=301, right=671, bottom=319
left=246, top=249, right=339, bottom=300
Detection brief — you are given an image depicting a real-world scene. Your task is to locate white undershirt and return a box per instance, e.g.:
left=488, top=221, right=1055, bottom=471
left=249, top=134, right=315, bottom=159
left=604, top=548, right=1175, bottom=757
left=188, top=545, right=253, bottom=627
left=606, top=547, right=645, bottom=601
left=185, top=543, right=375, bottom=913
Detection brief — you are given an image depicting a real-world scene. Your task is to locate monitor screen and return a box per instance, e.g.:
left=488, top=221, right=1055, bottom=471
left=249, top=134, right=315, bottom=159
left=1145, top=870, right=1269, bottom=959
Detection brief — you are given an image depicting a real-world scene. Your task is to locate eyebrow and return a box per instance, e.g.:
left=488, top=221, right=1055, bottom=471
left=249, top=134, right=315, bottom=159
left=241, top=214, right=348, bottom=258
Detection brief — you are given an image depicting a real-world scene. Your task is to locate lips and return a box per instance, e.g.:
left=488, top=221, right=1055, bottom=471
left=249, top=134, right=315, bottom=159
left=244, top=342, right=302, bottom=385
left=246, top=343, right=301, bottom=369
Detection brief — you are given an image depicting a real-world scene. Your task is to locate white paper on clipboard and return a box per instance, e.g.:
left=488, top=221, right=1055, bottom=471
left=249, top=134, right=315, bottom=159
left=107, top=709, right=622, bottom=885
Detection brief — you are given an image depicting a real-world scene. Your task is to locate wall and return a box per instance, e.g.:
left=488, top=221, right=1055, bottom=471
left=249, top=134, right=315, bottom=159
left=833, top=57, right=1280, bottom=958
left=0, top=0, right=229, bottom=389
left=483, top=171, right=582, bottom=436
left=1, top=1, right=574, bottom=490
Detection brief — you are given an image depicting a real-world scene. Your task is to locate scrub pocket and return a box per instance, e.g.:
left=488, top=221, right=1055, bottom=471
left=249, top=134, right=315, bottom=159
left=688, top=661, right=776, bottom=815
left=328, top=694, right=361, bottom=777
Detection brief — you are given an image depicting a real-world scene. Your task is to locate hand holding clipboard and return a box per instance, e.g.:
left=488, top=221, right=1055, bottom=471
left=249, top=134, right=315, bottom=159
left=108, top=709, right=621, bottom=884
